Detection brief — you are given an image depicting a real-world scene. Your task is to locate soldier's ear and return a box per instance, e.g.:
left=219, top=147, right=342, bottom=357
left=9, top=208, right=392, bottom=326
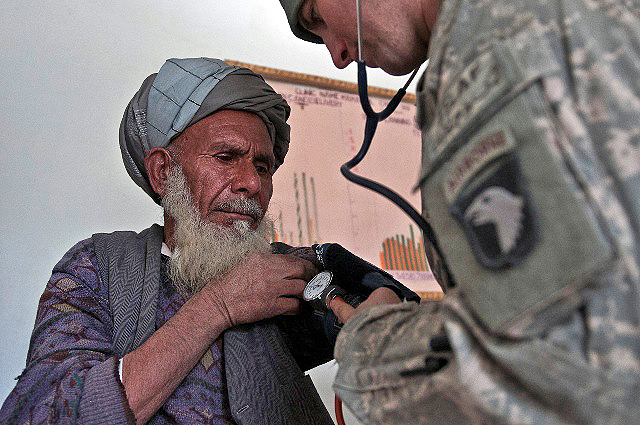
left=145, top=147, right=173, bottom=197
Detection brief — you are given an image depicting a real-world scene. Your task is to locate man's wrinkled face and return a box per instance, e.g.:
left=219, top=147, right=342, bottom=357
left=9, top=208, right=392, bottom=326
left=171, top=109, right=275, bottom=229
left=161, top=164, right=272, bottom=298
left=297, top=0, right=431, bottom=76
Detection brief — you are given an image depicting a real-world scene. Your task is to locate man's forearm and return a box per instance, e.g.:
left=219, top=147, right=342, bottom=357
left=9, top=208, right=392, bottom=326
left=121, top=284, right=230, bottom=424
left=121, top=251, right=313, bottom=423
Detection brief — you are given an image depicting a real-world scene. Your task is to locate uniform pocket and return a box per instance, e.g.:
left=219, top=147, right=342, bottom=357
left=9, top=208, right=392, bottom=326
left=417, top=38, right=615, bottom=335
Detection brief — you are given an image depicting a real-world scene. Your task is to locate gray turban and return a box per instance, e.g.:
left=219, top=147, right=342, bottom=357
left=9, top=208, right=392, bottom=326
left=120, top=57, right=291, bottom=204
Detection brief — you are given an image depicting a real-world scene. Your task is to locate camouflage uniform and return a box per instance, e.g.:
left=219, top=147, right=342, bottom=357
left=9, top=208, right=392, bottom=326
left=333, top=0, right=640, bottom=423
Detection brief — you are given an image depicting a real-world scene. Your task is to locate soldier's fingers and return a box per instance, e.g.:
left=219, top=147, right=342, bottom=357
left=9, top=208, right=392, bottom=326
left=362, top=287, right=401, bottom=306
left=328, top=296, right=355, bottom=324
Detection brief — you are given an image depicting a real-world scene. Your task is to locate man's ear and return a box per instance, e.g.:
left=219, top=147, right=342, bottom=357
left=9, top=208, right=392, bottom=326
left=145, top=147, right=174, bottom=197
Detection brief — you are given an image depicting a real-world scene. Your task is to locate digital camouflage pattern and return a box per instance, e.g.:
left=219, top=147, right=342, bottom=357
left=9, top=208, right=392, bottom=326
left=334, top=0, right=640, bottom=423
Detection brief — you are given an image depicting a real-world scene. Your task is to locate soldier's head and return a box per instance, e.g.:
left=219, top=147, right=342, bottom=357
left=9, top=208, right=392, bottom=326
left=278, top=0, right=437, bottom=75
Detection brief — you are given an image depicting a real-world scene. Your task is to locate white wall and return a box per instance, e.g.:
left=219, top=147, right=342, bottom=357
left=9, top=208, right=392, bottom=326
left=0, top=0, right=422, bottom=420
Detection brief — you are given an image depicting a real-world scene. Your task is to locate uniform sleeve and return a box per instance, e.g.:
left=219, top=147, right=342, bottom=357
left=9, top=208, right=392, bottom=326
left=0, top=239, right=135, bottom=424
left=332, top=301, right=455, bottom=425
left=333, top=0, right=640, bottom=423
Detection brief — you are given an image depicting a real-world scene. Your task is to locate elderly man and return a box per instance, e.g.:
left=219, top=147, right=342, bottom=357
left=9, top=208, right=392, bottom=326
left=0, top=57, right=340, bottom=424
left=276, top=1, right=640, bottom=424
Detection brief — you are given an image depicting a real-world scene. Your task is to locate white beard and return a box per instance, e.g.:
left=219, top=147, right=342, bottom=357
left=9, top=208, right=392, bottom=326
left=162, top=166, right=272, bottom=298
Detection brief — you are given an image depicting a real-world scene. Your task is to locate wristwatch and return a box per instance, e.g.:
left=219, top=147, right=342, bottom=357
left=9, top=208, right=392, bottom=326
left=303, top=271, right=347, bottom=310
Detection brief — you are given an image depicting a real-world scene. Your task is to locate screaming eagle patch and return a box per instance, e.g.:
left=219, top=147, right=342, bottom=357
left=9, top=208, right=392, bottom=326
left=447, top=128, right=537, bottom=269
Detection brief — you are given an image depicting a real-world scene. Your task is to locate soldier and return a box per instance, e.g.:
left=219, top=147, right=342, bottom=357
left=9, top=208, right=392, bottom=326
left=277, top=0, right=640, bottom=424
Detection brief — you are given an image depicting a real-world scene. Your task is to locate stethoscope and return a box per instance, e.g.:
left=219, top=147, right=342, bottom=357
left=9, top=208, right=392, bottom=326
left=334, top=1, right=452, bottom=423
left=341, top=0, right=451, bottom=293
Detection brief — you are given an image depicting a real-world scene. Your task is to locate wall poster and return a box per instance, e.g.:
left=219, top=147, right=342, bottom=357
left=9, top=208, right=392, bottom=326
left=228, top=61, right=443, bottom=300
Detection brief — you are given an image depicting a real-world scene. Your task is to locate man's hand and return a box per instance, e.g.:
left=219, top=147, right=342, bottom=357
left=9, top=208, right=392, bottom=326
left=328, top=287, right=402, bottom=324
left=122, top=252, right=317, bottom=423
left=202, top=252, right=319, bottom=327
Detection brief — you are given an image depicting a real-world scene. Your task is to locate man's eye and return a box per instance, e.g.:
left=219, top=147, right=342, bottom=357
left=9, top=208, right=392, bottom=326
left=300, top=0, right=324, bottom=30
left=310, top=4, right=323, bottom=26
left=255, top=164, right=271, bottom=175
left=215, top=153, right=233, bottom=162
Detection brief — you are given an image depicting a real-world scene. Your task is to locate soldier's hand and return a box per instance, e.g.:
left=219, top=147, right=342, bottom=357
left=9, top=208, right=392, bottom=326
left=328, top=287, right=402, bottom=324
left=203, top=252, right=318, bottom=327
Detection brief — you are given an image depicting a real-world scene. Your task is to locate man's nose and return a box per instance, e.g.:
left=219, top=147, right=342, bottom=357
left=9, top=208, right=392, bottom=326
left=325, top=38, right=351, bottom=69
left=231, top=161, right=261, bottom=195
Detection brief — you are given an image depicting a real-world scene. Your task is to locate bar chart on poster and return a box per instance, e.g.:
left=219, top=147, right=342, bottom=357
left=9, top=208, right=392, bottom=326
left=228, top=61, right=443, bottom=299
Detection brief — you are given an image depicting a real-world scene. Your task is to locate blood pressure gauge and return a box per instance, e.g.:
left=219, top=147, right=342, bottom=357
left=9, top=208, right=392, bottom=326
left=303, top=271, right=346, bottom=310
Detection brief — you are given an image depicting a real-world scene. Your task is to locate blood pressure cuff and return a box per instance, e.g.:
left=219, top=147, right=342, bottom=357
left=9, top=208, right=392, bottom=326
left=315, top=243, right=422, bottom=345
left=272, top=242, right=421, bottom=345
left=312, top=243, right=421, bottom=303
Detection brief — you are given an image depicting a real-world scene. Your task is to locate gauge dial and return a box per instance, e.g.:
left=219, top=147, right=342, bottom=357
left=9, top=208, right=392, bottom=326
left=303, top=271, right=333, bottom=301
